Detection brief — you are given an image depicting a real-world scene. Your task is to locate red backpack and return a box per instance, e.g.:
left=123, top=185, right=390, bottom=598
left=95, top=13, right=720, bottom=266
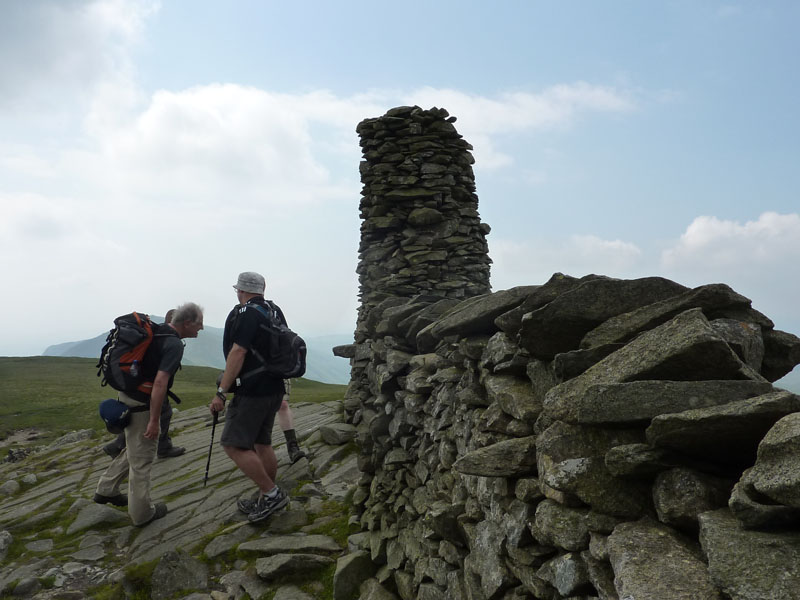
left=97, top=312, right=162, bottom=398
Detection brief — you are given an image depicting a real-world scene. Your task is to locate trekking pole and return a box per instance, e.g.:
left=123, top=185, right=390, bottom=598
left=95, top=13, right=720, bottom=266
left=203, top=411, right=218, bottom=487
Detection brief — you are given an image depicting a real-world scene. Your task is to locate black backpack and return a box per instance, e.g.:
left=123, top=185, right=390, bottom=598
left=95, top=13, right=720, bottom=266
left=240, top=302, right=307, bottom=380
left=96, top=312, right=181, bottom=402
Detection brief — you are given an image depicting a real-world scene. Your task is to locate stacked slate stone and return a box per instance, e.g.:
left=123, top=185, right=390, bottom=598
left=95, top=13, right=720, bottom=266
left=354, top=105, right=491, bottom=337
left=338, top=273, right=800, bottom=600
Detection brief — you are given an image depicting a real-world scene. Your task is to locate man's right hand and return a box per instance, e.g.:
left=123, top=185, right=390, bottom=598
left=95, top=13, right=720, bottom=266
left=210, top=395, right=225, bottom=415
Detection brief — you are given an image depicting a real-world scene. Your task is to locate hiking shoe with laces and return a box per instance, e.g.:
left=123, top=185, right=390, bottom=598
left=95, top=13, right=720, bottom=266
left=157, top=446, right=185, bottom=458
left=247, top=487, right=289, bottom=523
left=237, top=497, right=258, bottom=515
left=287, top=442, right=307, bottom=464
left=137, top=502, right=168, bottom=527
left=93, top=492, right=128, bottom=506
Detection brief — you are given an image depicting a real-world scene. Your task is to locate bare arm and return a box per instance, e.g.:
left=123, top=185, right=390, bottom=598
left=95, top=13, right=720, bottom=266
left=145, top=370, right=170, bottom=440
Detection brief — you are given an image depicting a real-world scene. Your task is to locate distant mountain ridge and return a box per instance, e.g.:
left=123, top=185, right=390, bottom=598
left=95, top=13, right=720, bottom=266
left=43, top=317, right=352, bottom=384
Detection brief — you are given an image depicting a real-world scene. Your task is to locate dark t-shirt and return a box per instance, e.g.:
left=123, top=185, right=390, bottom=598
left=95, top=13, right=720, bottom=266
left=157, top=334, right=184, bottom=377
left=129, top=325, right=184, bottom=402
left=223, top=297, right=285, bottom=396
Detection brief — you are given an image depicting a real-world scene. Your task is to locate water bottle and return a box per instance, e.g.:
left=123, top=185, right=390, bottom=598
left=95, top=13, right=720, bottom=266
left=130, top=360, right=139, bottom=377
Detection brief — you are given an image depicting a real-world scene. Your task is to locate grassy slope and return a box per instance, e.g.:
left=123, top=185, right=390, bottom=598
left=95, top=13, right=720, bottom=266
left=0, top=356, right=347, bottom=444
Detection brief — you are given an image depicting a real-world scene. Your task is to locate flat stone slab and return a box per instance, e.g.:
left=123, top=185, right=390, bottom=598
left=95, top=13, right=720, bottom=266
left=580, top=283, right=754, bottom=349
left=320, top=423, right=357, bottom=445
left=646, top=390, right=800, bottom=465
left=453, top=436, right=538, bottom=477
left=255, top=553, right=335, bottom=580
left=520, top=276, right=688, bottom=359
left=544, top=380, right=774, bottom=425
left=542, top=309, right=766, bottom=437
left=70, top=546, right=106, bottom=561
left=66, top=504, right=129, bottom=534
left=608, top=518, right=722, bottom=600
left=699, top=509, right=800, bottom=600
left=274, top=585, right=316, bottom=600
left=238, top=533, right=342, bottom=555
left=745, top=411, right=800, bottom=508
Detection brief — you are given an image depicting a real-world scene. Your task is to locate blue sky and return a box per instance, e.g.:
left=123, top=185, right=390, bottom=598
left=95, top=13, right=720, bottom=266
left=1, top=1, right=798, bottom=373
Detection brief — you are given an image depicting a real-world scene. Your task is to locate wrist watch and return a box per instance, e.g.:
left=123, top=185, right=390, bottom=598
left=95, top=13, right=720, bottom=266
left=215, top=387, right=226, bottom=401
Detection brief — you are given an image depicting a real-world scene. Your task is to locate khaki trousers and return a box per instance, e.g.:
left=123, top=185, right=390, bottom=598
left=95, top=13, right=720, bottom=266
left=95, top=392, right=157, bottom=525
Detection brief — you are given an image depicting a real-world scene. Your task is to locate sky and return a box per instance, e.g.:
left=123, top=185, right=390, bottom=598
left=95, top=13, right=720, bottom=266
left=1, top=1, right=799, bottom=365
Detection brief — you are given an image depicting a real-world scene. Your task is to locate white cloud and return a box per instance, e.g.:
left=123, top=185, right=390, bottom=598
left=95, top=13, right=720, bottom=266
left=0, top=0, right=156, bottom=115
left=407, top=84, right=634, bottom=136
left=1, top=193, right=83, bottom=241
left=660, top=212, right=800, bottom=332
left=662, top=212, right=800, bottom=269
left=405, top=84, right=635, bottom=170
left=60, top=84, right=393, bottom=222
left=0, top=144, right=58, bottom=178
left=39, top=80, right=637, bottom=217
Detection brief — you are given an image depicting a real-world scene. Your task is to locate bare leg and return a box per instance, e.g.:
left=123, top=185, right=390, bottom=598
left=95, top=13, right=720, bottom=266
left=223, top=445, right=276, bottom=495
left=255, top=444, right=278, bottom=482
left=277, top=398, right=293, bottom=430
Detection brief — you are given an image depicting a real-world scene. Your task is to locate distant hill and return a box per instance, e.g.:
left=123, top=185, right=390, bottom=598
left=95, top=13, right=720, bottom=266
left=43, top=317, right=352, bottom=384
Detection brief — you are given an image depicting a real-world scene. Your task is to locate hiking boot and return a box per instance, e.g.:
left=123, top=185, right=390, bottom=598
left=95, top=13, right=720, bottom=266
left=236, top=497, right=258, bottom=515
left=287, top=442, right=306, bottom=464
left=137, top=502, right=168, bottom=527
left=247, top=487, right=289, bottom=523
left=103, top=442, right=123, bottom=459
left=157, top=446, right=185, bottom=458
left=93, top=492, right=128, bottom=507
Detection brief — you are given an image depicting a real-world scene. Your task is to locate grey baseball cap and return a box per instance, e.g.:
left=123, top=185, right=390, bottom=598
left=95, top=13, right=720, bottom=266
left=233, top=271, right=265, bottom=294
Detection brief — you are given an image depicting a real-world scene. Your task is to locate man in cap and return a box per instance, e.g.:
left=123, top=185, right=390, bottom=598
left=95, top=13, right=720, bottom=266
left=209, top=272, right=291, bottom=522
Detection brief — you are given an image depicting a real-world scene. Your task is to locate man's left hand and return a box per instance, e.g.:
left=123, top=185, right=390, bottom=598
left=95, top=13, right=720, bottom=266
left=144, top=420, right=159, bottom=440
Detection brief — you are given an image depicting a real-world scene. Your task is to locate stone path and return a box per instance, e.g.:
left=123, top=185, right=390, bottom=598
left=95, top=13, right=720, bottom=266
left=0, top=400, right=374, bottom=599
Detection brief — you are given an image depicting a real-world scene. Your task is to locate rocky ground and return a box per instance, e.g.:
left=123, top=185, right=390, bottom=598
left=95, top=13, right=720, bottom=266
left=0, top=400, right=386, bottom=600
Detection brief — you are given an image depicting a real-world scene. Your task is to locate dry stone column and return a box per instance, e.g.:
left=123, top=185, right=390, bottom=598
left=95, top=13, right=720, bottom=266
left=337, top=107, right=494, bottom=569
left=354, top=105, right=491, bottom=341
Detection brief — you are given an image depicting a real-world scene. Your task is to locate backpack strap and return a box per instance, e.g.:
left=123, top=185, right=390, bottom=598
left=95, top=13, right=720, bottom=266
left=251, top=304, right=281, bottom=356
left=146, top=324, right=183, bottom=404
left=125, top=389, right=182, bottom=407
left=237, top=303, right=281, bottom=383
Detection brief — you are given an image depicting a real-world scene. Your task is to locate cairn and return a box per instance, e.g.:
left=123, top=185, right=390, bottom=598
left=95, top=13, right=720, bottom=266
left=354, top=105, right=491, bottom=337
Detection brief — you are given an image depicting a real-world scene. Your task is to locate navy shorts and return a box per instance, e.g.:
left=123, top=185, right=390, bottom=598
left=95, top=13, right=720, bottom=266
left=220, top=393, right=282, bottom=449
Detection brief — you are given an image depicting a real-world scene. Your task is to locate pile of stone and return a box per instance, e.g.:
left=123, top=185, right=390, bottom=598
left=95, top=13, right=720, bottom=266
left=338, top=275, right=800, bottom=600
left=336, top=106, right=800, bottom=600
left=354, top=105, right=491, bottom=340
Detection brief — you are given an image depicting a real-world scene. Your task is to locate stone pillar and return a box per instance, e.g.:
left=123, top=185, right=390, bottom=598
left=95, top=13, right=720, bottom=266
left=354, top=105, right=491, bottom=341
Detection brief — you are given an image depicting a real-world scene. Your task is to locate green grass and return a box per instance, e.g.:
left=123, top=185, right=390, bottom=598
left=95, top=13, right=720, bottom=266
left=0, top=356, right=346, bottom=445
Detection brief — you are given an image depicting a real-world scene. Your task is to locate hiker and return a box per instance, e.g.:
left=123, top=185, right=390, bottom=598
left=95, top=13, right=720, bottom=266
left=209, top=272, right=291, bottom=523
left=94, top=302, right=204, bottom=526
left=103, top=309, right=186, bottom=460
